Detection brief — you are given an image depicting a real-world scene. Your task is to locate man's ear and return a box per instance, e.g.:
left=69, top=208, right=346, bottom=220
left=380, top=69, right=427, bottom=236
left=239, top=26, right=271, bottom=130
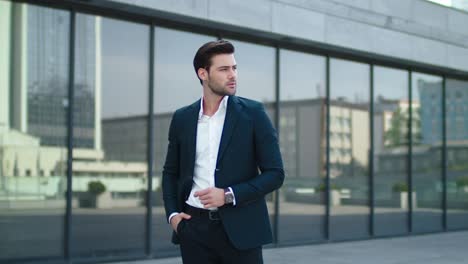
left=198, top=68, right=208, bottom=82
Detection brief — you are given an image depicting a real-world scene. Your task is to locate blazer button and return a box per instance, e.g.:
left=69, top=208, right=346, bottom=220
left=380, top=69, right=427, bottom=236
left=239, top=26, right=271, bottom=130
left=215, top=168, right=220, bottom=171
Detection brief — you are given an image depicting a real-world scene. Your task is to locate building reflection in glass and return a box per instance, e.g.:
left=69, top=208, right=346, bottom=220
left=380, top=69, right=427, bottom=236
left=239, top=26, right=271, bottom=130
left=70, top=14, right=149, bottom=258
left=277, top=49, right=327, bottom=244
left=329, top=58, right=370, bottom=241
left=373, top=66, right=409, bottom=236
left=411, top=72, right=443, bottom=234
left=0, top=3, right=69, bottom=260
left=445, top=79, right=468, bottom=230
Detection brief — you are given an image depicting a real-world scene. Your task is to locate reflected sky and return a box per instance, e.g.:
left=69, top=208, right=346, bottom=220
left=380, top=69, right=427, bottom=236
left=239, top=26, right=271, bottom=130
left=154, top=28, right=215, bottom=114
left=101, top=17, right=149, bottom=118
left=330, top=59, right=369, bottom=103
left=225, top=39, right=275, bottom=103
left=280, top=49, right=325, bottom=100
left=374, top=66, right=408, bottom=100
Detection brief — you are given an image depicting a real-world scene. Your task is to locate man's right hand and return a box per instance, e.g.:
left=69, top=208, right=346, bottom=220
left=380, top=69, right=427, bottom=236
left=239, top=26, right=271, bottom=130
left=170, top=212, right=192, bottom=233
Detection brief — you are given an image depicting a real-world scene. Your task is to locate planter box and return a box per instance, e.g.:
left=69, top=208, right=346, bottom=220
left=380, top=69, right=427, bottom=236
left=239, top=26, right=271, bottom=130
left=395, top=191, right=417, bottom=209
left=79, top=191, right=112, bottom=209
left=330, top=190, right=341, bottom=206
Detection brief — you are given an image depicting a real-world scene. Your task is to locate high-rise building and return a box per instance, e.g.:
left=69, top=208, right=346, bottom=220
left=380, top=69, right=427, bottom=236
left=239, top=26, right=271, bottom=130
left=9, top=4, right=99, bottom=148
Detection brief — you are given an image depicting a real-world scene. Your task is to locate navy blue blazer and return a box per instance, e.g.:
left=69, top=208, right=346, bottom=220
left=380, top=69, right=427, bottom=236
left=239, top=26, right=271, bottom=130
left=162, top=95, right=284, bottom=250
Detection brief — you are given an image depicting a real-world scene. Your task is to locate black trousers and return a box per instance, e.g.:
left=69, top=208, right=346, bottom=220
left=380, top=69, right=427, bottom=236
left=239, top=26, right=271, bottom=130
left=177, top=205, right=263, bottom=264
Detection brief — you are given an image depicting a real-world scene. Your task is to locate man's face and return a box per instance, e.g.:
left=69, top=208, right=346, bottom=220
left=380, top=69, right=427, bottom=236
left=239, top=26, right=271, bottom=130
left=200, top=53, right=237, bottom=96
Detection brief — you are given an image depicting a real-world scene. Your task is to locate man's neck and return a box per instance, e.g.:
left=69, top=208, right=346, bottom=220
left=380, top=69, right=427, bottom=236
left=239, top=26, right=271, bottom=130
left=202, top=94, right=224, bottom=117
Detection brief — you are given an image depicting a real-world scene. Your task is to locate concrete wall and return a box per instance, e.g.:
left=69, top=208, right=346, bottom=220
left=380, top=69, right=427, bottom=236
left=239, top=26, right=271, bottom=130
left=111, top=0, right=468, bottom=72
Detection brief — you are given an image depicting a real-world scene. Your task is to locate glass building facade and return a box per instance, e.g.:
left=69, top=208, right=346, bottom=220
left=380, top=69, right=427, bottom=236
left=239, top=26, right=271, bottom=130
left=1, top=0, right=468, bottom=263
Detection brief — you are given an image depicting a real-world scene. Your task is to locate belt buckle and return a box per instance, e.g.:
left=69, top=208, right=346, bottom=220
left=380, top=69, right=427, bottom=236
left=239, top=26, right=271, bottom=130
left=208, top=210, right=220, bottom=221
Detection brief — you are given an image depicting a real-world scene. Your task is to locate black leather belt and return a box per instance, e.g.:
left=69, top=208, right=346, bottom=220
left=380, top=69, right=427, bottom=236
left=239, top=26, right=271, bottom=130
left=185, top=204, right=221, bottom=221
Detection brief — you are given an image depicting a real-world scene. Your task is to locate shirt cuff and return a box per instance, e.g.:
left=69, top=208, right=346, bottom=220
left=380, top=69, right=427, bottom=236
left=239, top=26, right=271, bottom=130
left=228, top=187, right=236, bottom=206
left=168, top=212, right=179, bottom=224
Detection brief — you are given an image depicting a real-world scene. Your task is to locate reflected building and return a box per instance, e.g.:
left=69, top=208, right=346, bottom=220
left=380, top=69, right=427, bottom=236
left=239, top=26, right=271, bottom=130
left=8, top=5, right=98, bottom=148
left=0, top=5, right=147, bottom=206
left=100, top=98, right=369, bottom=187
left=418, top=79, right=468, bottom=168
left=419, top=79, right=468, bottom=144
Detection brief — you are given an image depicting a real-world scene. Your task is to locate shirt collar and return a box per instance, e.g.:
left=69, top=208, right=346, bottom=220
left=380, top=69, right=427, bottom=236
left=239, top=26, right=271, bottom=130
left=199, top=95, right=228, bottom=119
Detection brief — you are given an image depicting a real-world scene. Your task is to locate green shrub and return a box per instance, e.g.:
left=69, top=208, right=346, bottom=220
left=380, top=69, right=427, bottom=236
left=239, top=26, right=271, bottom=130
left=315, top=183, right=339, bottom=192
left=88, top=181, right=106, bottom=195
left=456, top=176, right=468, bottom=188
left=392, top=182, right=408, bottom=193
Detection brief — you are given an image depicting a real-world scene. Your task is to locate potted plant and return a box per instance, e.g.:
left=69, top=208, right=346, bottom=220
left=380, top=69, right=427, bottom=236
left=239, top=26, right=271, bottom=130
left=315, top=183, right=341, bottom=206
left=456, top=176, right=468, bottom=193
left=85, top=180, right=111, bottom=208
left=392, top=182, right=416, bottom=209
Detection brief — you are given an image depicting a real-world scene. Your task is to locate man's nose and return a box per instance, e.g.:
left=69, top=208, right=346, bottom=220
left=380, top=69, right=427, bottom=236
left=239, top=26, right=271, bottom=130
left=228, top=69, right=237, bottom=79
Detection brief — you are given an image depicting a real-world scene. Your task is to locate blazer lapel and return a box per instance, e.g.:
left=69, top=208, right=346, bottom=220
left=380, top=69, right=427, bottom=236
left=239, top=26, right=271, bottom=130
left=186, top=99, right=200, bottom=178
left=216, top=96, right=240, bottom=165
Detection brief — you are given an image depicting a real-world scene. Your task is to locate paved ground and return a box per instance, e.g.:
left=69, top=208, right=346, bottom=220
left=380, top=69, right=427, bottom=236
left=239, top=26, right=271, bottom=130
left=110, top=231, right=468, bottom=264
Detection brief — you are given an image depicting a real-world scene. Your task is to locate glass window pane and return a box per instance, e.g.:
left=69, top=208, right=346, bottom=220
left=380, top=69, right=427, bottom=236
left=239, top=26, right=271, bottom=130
left=152, top=27, right=215, bottom=257
left=224, top=39, right=276, bottom=120
left=330, top=58, right=370, bottom=241
left=278, top=49, right=326, bottom=244
left=445, top=79, right=468, bottom=230
left=0, top=3, right=69, bottom=260
left=71, top=15, right=149, bottom=258
left=373, top=66, right=409, bottom=236
left=411, top=72, right=443, bottom=233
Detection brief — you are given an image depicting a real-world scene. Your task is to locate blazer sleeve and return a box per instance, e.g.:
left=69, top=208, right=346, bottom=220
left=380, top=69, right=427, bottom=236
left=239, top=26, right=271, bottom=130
left=231, top=104, right=285, bottom=206
left=162, top=111, right=180, bottom=221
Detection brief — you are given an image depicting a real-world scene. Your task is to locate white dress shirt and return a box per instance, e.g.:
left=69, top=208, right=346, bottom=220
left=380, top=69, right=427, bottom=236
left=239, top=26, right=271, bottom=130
left=169, top=96, right=236, bottom=223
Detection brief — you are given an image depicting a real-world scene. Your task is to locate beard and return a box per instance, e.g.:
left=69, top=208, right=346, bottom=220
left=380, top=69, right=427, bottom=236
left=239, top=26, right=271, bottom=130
left=207, top=78, right=236, bottom=96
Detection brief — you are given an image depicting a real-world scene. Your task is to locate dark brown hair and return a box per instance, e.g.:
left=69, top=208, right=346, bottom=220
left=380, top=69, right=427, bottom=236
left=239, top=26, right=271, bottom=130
left=193, top=40, right=235, bottom=84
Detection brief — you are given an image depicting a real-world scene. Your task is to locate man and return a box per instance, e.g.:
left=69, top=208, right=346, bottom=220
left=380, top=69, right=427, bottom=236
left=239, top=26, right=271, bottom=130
left=162, top=40, right=284, bottom=264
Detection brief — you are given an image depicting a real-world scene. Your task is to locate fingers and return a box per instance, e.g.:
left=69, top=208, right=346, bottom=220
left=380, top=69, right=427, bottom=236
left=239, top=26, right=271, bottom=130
left=202, top=202, right=216, bottom=208
left=171, top=213, right=192, bottom=232
left=194, top=188, right=224, bottom=208
left=194, top=188, right=211, bottom=197
left=179, top=213, right=191, bottom=220
left=194, top=188, right=214, bottom=207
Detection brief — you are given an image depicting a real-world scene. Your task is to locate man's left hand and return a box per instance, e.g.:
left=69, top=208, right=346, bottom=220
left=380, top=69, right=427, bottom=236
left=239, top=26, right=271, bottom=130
left=194, top=187, right=225, bottom=208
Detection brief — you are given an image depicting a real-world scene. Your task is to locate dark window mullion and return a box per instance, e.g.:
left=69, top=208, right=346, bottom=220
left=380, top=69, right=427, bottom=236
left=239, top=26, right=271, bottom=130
left=325, top=55, right=330, bottom=241
left=369, top=64, right=374, bottom=237
left=146, top=22, right=155, bottom=257
left=442, top=76, right=447, bottom=230
left=65, top=8, right=76, bottom=261
left=408, top=70, right=413, bottom=233
left=273, top=46, right=280, bottom=245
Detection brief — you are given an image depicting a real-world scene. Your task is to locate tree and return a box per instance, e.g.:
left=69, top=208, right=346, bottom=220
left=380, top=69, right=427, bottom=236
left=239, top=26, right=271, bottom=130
left=384, top=105, right=423, bottom=147
left=384, top=108, right=407, bottom=147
